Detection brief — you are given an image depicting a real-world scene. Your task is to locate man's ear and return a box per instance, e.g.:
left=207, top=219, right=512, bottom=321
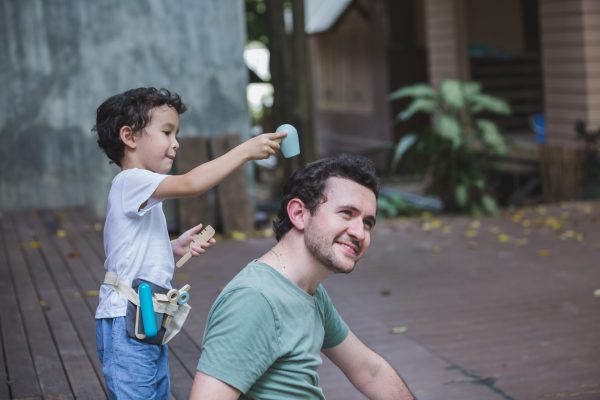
left=287, top=198, right=307, bottom=231
left=119, top=126, right=137, bottom=149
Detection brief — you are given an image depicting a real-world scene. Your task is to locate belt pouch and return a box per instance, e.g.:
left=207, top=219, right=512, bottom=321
left=126, top=278, right=167, bottom=345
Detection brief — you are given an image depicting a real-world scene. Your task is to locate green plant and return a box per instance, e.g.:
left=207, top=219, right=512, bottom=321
left=388, top=80, right=511, bottom=215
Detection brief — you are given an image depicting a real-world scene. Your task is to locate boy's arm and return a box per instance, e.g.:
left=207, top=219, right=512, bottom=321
left=322, top=331, right=415, bottom=400
left=154, top=132, right=285, bottom=199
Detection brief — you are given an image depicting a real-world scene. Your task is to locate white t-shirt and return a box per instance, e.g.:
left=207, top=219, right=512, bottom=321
left=95, top=168, right=174, bottom=319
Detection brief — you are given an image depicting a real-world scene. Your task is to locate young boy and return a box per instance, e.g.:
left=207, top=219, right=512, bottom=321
left=93, top=87, right=285, bottom=399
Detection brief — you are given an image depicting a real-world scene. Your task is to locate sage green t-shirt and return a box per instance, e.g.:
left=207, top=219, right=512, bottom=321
left=197, top=261, right=349, bottom=399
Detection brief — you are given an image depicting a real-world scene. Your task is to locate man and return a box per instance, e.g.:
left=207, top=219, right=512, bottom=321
left=189, top=154, right=415, bottom=399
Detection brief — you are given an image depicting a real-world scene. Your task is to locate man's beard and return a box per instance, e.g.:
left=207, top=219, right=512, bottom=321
left=305, top=230, right=358, bottom=274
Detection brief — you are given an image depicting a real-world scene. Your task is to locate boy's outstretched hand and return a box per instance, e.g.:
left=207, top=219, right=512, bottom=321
left=172, top=223, right=216, bottom=258
left=243, top=132, right=287, bottom=160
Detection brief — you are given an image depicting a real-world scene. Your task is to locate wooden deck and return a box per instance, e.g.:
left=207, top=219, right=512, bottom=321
left=1, top=205, right=599, bottom=399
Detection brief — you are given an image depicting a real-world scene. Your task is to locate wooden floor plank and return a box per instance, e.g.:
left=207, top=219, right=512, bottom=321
left=0, top=318, right=11, bottom=400
left=27, top=210, right=106, bottom=399
left=3, top=201, right=599, bottom=400
left=0, top=216, right=41, bottom=399
left=15, top=211, right=104, bottom=399
left=3, top=213, right=73, bottom=399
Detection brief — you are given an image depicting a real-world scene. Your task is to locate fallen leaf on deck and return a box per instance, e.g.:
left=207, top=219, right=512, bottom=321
left=464, top=229, right=478, bottom=238
left=497, top=234, right=511, bottom=243
left=29, top=241, right=43, bottom=249
left=389, top=326, right=408, bottom=334
left=231, top=231, right=247, bottom=241
left=85, top=290, right=99, bottom=297
left=593, top=289, right=600, bottom=297
left=539, top=249, right=551, bottom=257
left=56, top=229, right=66, bottom=238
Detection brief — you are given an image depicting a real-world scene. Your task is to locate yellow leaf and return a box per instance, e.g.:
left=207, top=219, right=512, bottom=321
left=262, top=228, right=274, bottom=238
left=389, top=326, right=408, bottom=334
left=544, top=217, right=562, bottom=231
left=521, top=220, right=531, bottom=228
left=515, top=238, right=528, bottom=246
left=56, top=229, right=66, bottom=238
left=470, top=220, right=481, bottom=229
left=539, top=249, right=551, bottom=257
left=94, top=223, right=103, bottom=232
left=29, top=241, right=43, bottom=249
left=231, top=231, right=247, bottom=241
left=464, top=229, right=478, bottom=238
left=594, top=289, right=600, bottom=297
left=85, top=290, right=99, bottom=297
left=430, top=219, right=442, bottom=229
left=536, top=206, right=547, bottom=215
left=576, top=233, right=584, bottom=241
left=497, top=234, right=511, bottom=243
left=173, top=273, right=190, bottom=282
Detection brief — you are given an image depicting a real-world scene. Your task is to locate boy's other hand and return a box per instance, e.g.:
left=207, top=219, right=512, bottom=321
left=244, top=132, right=286, bottom=160
left=172, top=223, right=217, bottom=257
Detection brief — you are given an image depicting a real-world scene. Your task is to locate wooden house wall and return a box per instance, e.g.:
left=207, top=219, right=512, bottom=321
left=541, top=0, right=600, bottom=144
left=308, top=0, right=391, bottom=169
left=424, top=0, right=470, bottom=87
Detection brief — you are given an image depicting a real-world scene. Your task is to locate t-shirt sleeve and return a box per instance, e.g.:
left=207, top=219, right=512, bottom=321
left=198, top=287, right=280, bottom=393
left=121, top=169, right=168, bottom=217
left=318, top=286, right=349, bottom=349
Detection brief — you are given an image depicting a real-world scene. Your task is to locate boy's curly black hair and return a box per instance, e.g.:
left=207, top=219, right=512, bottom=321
left=93, top=87, right=187, bottom=166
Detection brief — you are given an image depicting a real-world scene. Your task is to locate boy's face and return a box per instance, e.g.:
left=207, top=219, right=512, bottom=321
left=133, top=105, right=180, bottom=174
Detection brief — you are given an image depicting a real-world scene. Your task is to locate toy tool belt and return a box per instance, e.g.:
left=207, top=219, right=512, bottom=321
left=103, top=272, right=191, bottom=345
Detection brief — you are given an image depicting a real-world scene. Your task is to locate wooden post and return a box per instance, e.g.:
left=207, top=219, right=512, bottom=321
left=175, top=137, right=216, bottom=231
left=210, top=134, right=255, bottom=235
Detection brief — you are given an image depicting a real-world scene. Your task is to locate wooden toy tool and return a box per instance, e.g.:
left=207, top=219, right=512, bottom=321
left=176, top=225, right=216, bottom=268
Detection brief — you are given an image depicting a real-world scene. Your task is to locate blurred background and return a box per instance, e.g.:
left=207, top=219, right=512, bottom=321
left=2, top=0, right=599, bottom=234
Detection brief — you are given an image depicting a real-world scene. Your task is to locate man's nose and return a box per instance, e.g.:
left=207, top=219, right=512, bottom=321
left=347, top=218, right=366, bottom=241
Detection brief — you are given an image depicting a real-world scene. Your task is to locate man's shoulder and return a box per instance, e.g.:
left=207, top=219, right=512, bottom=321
left=219, top=262, right=273, bottom=295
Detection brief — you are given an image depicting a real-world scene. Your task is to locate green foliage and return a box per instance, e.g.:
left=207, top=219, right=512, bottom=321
left=389, top=79, right=511, bottom=215
left=377, top=194, right=418, bottom=219
left=246, top=0, right=269, bottom=45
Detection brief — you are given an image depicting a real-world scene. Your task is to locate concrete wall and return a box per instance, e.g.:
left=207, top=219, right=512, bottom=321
left=0, top=0, right=249, bottom=217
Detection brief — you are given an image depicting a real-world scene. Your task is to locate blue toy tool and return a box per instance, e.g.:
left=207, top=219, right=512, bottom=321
left=276, top=124, right=300, bottom=158
left=177, top=290, right=190, bottom=305
left=138, top=283, right=158, bottom=338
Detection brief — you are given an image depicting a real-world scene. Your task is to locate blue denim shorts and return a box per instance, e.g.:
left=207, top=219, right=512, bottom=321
left=96, top=317, right=170, bottom=399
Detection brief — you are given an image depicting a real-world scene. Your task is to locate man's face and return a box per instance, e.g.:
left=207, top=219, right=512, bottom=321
left=303, top=177, right=377, bottom=274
